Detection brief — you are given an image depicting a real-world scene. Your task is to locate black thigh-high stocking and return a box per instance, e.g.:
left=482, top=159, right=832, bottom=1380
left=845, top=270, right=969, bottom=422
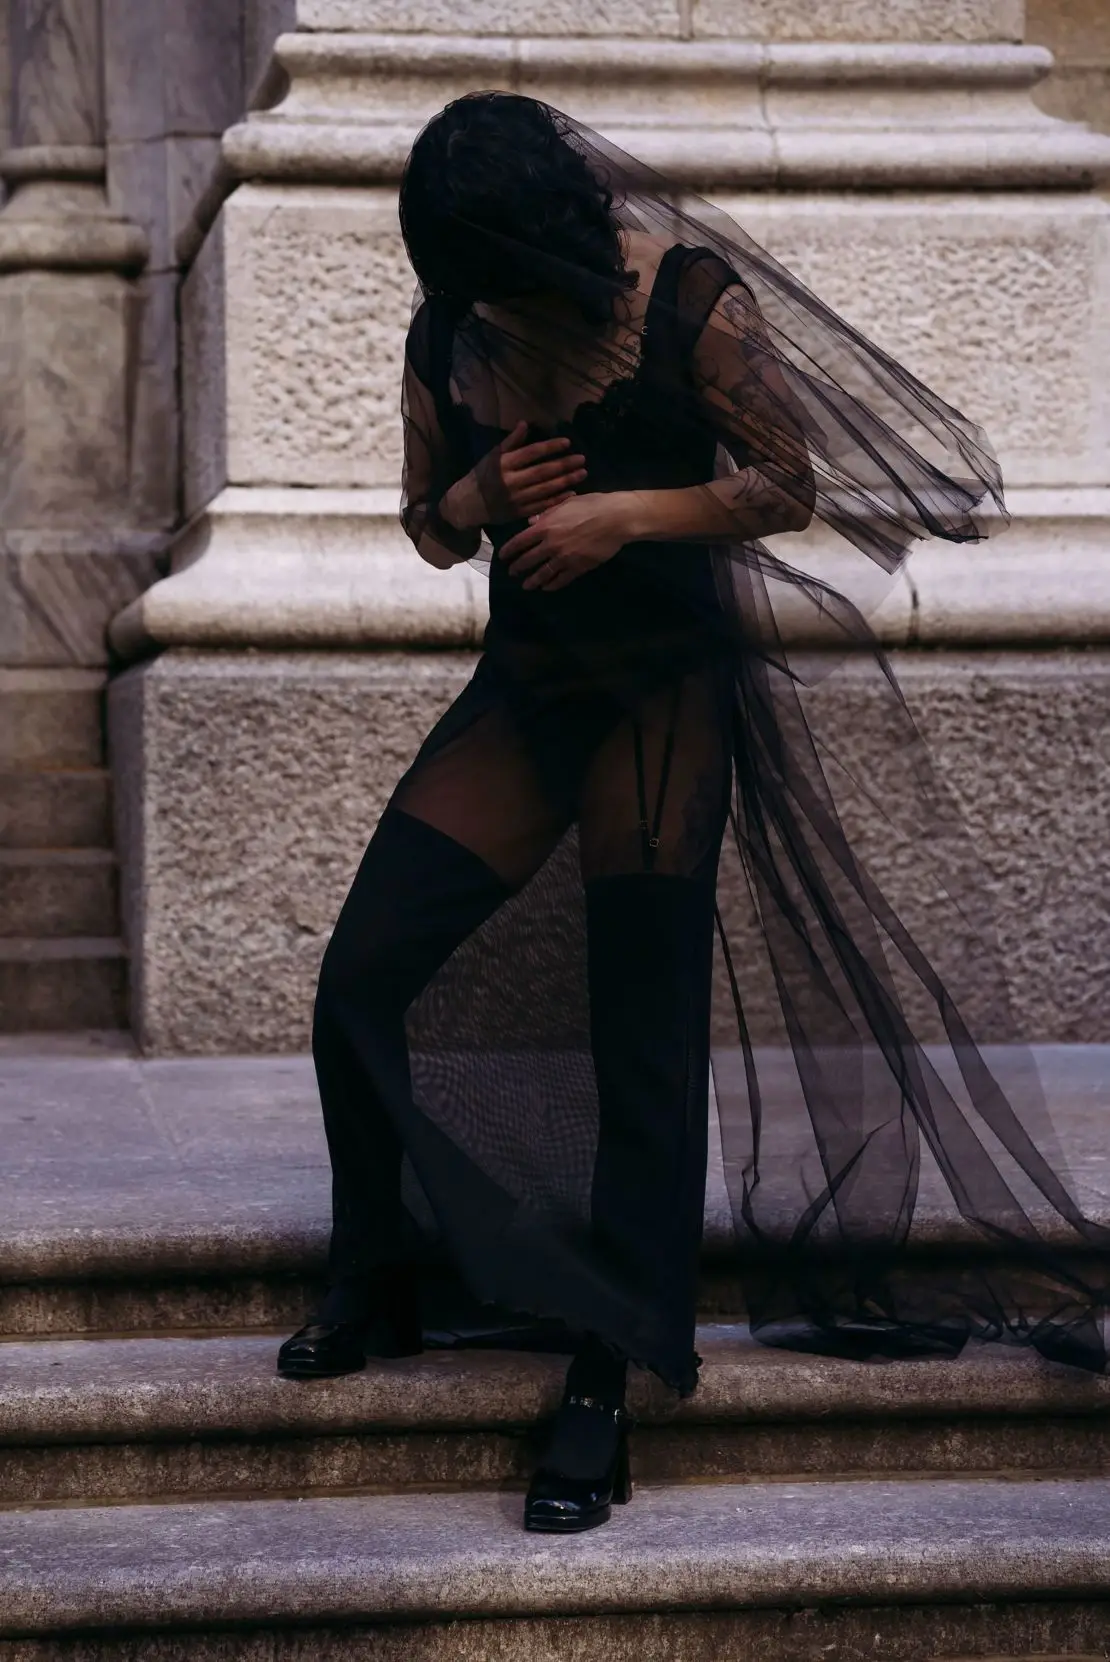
left=584, top=871, right=717, bottom=1386
left=312, top=807, right=514, bottom=1319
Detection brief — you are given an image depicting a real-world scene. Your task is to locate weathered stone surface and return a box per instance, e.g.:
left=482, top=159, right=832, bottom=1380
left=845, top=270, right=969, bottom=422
left=715, top=193, right=1110, bottom=491
left=226, top=34, right=1110, bottom=192
left=3, top=1605, right=1110, bottom=1661
left=0, top=670, right=104, bottom=768
left=102, top=0, right=165, bottom=145
left=109, top=648, right=1110, bottom=1051
left=109, top=651, right=473, bottom=1052
left=246, top=0, right=296, bottom=102
left=164, top=0, right=244, bottom=138
left=0, top=770, right=110, bottom=848
left=0, top=543, right=163, bottom=667
left=4, top=1325, right=1110, bottom=1504
left=180, top=212, right=228, bottom=514
left=177, top=187, right=1109, bottom=507
left=693, top=0, right=1024, bottom=40
left=1028, top=0, right=1110, bottom=133
left=1, top=1046, right=1109, bottom=1320
left=295, top=0, right=681, bottom=32
left=109, top=488, right=486, bottom=659
left=9, top=0, right=103, bottom=151
left=0, top=940, right=127, bottom=1034
left=182, top=187, right=414, bottom=504
left=0, top=850, right=117, bottom=939
left=0, top=272, right=134, bottom=528
left=127, top=272, right=179, bottom=530
left=4, top=1479, right=1110, bottom=1637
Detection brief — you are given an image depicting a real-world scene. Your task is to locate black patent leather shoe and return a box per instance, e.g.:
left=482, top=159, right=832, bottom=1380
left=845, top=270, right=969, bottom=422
left=277, top=1274, right=423, bottom=1379
left=524, top=1397, right=633, bottom=1533
left=277, top=1320, right=373, bottom=1379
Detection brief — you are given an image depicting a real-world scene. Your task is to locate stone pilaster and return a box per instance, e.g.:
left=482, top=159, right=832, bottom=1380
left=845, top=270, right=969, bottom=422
left=0, top=0, right=160, bottom=669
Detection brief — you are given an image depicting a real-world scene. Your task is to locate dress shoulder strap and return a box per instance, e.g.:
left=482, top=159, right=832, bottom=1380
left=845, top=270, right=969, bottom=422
left=641, top=243, right=742, bottom=374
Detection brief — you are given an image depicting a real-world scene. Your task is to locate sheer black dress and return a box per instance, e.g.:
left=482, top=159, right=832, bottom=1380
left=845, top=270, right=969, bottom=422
left=312, top=237, right=1109, bottom=1396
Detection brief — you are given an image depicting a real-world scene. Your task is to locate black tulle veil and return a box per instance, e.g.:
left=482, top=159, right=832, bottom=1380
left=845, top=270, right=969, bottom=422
left=392, top=94, right=1108, bottom=1388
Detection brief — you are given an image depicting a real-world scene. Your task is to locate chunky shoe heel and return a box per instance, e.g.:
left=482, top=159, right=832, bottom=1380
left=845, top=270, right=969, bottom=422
left=524, top=1398, right=632, bottom=1533
left=612, top=1427, right=633, bottom=1504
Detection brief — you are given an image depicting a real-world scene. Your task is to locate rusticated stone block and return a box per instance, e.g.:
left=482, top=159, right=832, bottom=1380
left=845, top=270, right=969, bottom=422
left=717, top=192, right=1110, bottom=491
left=111, top=647, right=1110, bottom=1056
left=295, top=0, right=681, bottom=33
left=180, top=187, right=1110, bottom=511
left=693, top=0, right=1024, bottom=39
left=182, top=187, right=417, bottom=509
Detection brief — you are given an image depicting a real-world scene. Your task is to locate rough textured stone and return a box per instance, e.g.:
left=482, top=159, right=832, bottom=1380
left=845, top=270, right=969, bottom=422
left=2, top=1609, right=1110, bottom=1662
left=109, top=648, right=1110, bottom=1052
left=5, top=1480, right=1110, bottom=1637
left=182, top=187, right=416, bottom=501
left=692, top=0, right=1024, bottom=40
left=0, top=940, right=127, bottom=1034
left=109, top=651, right=474, bottom=1052
left=711, top=193, right=1110, bottom=491
left=178, top=188, right=1109, bottom=504
left=181, top=214, right=228, bottom=516
left=295, top=0, right=682, bottom=33
left=4, top=1325, right=1110, bottom=1504
left=0, top=670, right=104, bottom=769
left=0, top=850, right=117, bottom=938
left=0, top=771, right=110, bottom=848
left=1, top=1046, right=1110, bottom=1329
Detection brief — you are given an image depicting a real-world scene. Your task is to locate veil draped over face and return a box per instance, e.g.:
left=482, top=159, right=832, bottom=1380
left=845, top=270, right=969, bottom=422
left=396, top=101, right=1108, bottom=1383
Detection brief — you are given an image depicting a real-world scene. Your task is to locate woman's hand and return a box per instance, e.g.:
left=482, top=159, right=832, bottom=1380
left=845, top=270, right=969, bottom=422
left=499, top=492, right=630, bottom=591
left=441, top=420, right=587, bottom=531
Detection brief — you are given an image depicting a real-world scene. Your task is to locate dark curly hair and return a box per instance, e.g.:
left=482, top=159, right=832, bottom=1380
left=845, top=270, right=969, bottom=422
left=399, top=93, right=638, bottom=323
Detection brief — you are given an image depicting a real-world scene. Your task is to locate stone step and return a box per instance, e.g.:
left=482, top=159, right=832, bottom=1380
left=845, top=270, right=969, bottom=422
left=0, top=669, right=105, bottom=771
left=0, top=849, right=118, bottom=938
left=0, top=939, right=127, bottom=1033
left=2, top=1479, right=1110, bottom=1658
left=0, top=769, right=112, bottom=850
left=3, top=1048, right=1109, bottom=1339
left=2, top=1328, right=1110, bottom=1508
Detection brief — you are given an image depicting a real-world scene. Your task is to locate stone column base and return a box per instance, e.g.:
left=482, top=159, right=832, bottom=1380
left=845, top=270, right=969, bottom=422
left=109, top=647, right=1110, bottom=1055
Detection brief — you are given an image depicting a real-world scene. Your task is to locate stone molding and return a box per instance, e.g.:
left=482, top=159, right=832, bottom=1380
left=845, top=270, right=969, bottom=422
left=216, top=34, right=1110, bottom=204
left=0, top=209, right=146, bottom=272
left=108, top=485, right=1110, bottom=661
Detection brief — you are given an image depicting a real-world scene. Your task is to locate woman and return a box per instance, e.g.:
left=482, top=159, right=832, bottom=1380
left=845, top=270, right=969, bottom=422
left=278, top=93, right=1109, bottom=1533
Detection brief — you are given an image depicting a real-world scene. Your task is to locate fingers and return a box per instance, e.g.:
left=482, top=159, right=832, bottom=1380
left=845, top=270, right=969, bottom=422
left=504, top=434, right=581, bottom=468
left=514, top=480, right=584, bottom=514
left=497, top=419, right=530, bottom=453
left=499, top=523, right=544, bottom=563
left=508, top=455, right=586, bottom=488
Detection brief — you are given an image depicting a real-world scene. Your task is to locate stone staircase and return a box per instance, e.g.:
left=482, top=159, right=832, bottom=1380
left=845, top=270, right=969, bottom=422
left=3, top=1051, right=1110, bottom=1658
left=0, top=670, right=127, bottom=1033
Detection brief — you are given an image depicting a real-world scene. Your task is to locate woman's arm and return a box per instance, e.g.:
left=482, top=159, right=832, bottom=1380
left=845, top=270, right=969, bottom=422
left=401, top=356, right=482, bottom=569
left=401, top=320, right=588, bottom=570
left=500, top=279, right=816, bottom=591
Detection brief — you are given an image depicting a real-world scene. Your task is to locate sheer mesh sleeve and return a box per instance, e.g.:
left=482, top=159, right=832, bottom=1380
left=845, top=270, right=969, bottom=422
left=400, top=301, right=482, bottom=568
